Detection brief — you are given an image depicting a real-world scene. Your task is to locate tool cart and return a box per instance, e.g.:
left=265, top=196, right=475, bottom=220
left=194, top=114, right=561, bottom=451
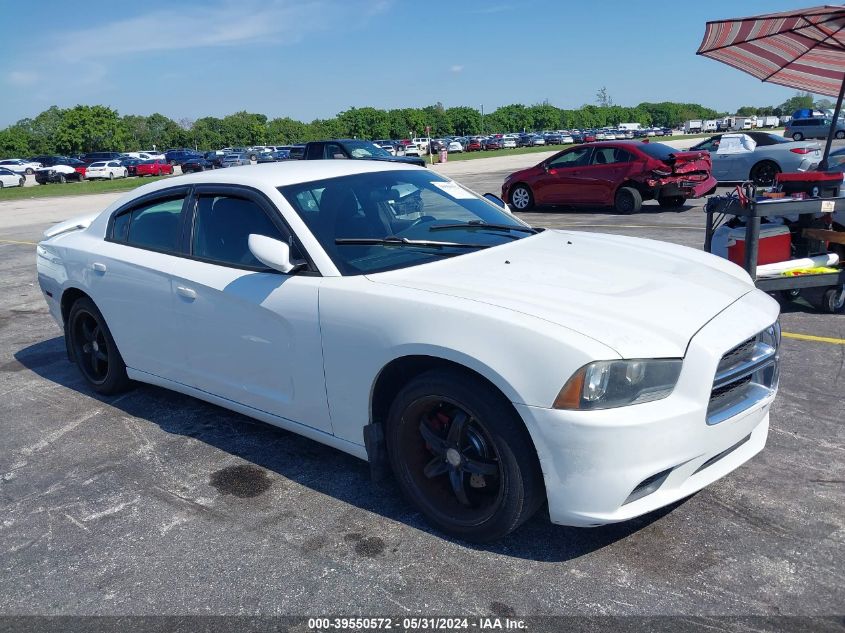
left=704, top=185, right=845, bottom=313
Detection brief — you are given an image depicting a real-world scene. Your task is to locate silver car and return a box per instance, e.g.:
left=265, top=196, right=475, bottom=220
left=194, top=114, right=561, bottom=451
left=222, top=152, right=252, bottom=167
left=689, top=132, right=821, bottom=185
left=784, top=117, right=845, bottom=141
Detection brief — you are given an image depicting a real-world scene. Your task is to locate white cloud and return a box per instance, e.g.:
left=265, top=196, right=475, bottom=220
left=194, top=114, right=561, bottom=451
left=8, top=71, right=39, bottom=86
left=55, top=1, right=328, bottom=58
left=450, top=65, right=464, bottom=73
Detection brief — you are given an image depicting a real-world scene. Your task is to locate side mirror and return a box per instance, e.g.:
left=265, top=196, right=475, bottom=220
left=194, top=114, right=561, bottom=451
left=483, top=193, right=507, bottom=209
left=248, top=234, right=295, bottom=273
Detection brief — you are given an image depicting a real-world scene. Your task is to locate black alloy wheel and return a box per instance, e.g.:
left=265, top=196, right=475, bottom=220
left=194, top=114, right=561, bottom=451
left=750, top=161, right=780, bottom=186
left=614, top=186, right=642, bottom=214
left=68, top=297, right=131, bottom=394
left=387, top=369, right=544, bottom=541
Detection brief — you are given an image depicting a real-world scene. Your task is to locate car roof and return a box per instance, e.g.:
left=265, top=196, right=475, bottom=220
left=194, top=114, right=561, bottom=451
left=125, top=159, right=424, bottom=196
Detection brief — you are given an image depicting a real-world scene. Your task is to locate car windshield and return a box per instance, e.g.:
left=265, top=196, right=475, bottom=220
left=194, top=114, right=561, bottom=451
left=343, top=140, right=392, bottom=159
left=279, top=170, right=533, bottom=275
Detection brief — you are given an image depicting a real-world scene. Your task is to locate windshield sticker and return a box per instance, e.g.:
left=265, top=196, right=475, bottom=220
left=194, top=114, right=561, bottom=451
left=432, top=181, right=476, bottom=199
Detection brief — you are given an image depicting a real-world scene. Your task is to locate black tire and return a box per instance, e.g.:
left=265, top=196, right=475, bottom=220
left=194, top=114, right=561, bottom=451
left=170, top=160, right=177, bottom=166
left=509, top=184, right=534, bottom=211
left=792, top=132, right=804, bottom=141
left=58, top=174, right=66, bottom=184
left=0, top=182, right=3, bottom=189
left=775, top=288, right=801, bottom=305
left=108, top=172, right=114, bottom=180
left=67, top=297, right=131, bottom=395
left=820, top=286, right=845, bottom=313
left=837, top=131, right=845, bottom=140
left=750, top=161, right=780, bottom=186
left=26, top=168, right=33, bottom=175
left=386, top=368, right=544, bottom=541
left=18, top=178, right=25, bottom=188
left=658, top=195, right=685, bottom=209
left=615, top=186, right=642, bottom=214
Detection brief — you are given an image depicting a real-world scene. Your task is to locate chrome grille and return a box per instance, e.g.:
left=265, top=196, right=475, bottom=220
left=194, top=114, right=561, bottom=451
left=707, top=324, right=780, bottom=425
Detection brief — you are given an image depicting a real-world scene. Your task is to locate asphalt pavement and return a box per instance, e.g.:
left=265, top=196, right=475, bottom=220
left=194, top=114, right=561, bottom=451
left=0, top=152, right=843, bottom=620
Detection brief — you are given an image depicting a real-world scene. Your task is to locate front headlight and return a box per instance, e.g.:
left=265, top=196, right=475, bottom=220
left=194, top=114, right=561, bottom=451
left=553, top=359, right=683, bottom=410
left=759, top=321, right=781, bottom=352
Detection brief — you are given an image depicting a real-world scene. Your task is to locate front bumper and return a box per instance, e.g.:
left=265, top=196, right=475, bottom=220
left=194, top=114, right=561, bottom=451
left=516, top=289, right=779, bottom=527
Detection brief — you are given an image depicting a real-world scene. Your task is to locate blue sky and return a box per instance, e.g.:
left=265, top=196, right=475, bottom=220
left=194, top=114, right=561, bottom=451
left=0, top=0, right=821, bottom=127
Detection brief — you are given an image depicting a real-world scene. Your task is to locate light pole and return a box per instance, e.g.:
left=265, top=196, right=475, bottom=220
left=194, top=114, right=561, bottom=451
left=480, top=105, right=484, bottom=135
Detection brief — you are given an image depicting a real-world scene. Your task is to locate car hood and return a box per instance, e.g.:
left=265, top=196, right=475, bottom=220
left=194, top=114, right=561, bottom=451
left=366, top=230, right=754, bottom=358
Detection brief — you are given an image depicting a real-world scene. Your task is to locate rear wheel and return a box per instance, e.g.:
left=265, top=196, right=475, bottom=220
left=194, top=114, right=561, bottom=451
left=386, top=369, right=544, bottom=541
left=67, top=297, right=131, bottom=395
left=792, top=132, right=804, bottom=141
left=615, top=186, right=642, bottom=214
left=837, top=131, right=845, bottom=140
left=108, top=172, right=114, bottom=180
left=58, top=174, right=66, bottom=184
left=509, top=184, right=534, bottom=211
left=750, top=161, right=780, bottom=186
left=26, top=168, right=33, bottom=175
left=658, top=195, right=685, bottom=209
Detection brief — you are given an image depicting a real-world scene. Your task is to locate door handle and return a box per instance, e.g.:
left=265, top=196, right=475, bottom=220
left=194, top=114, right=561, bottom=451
left=176, top=285, right=196, bottom=300
left=91, top=262, right=106, bottom=273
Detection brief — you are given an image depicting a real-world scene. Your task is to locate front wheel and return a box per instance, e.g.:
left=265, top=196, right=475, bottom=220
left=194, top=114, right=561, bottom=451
left=108, top=172, right=114, bottom=180
left=509, top=184, right=534, bottom=211
left=750, top=161, right=780, bottom=186
left=615, top=186, right=642, bottom=214
left=837, top=131, right=845, bottom=140
left=386, top=369, right=544, bottom=541
left=67, top=297, right=131, bottom=394
left=26, top=168, right=33, bottom=175
left=58, top=174, right=67, bottom=184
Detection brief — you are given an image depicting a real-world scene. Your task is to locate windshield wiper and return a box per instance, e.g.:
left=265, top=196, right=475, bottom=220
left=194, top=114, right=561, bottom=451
left=428, top=220, right=537, bottom=234
left=335, top=236, right=492, bottom=249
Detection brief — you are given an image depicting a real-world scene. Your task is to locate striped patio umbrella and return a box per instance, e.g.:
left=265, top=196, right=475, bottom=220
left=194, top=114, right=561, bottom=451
left=698, top=5, right=845, bottom=168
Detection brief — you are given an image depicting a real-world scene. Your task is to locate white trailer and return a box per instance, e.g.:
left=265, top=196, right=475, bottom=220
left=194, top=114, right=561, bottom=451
left=702, top=119, right=718, bottom=132
left=763, top=116, right=780, bottom=128
left=684, top=120, right=703, bottom=134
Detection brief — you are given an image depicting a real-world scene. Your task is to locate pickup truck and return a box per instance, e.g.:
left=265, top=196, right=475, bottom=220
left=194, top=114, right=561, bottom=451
left=303, top=139, right=426, bottom=167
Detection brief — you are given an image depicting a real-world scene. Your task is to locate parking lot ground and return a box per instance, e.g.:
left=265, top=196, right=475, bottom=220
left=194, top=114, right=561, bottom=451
left=0, top=163, right=843, bottom=619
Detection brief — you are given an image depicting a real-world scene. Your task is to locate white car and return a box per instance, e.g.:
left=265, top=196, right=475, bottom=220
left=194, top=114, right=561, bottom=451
left=447, top=141, right=463, bottom=153
left=0, top=167, right=25, bottom=188
left=36, top=161, right=780, bottom=541
left=85, top=161, right=127, bottom=180
left=502, top=137, right=517, bottom=149
left=0, top=158, right=41, bottom=175
left=403, top=144, right=423, bottom=157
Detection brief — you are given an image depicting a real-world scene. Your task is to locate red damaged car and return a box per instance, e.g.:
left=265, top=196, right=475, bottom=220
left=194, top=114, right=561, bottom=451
left=502, top=141, right=717, bottom=213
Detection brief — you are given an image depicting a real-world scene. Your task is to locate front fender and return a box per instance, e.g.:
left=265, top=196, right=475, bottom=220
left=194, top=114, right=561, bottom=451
left=318, top=277, right=618, bottom=446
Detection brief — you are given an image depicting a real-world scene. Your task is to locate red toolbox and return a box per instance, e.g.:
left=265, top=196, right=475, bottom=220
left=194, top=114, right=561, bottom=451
left=776, top=171, right=843, bottom=198
left=727, top=224, right=791, bottom=266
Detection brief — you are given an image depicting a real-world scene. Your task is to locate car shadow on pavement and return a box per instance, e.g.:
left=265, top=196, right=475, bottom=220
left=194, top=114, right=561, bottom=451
left=14, top=336, right=686, bottom=562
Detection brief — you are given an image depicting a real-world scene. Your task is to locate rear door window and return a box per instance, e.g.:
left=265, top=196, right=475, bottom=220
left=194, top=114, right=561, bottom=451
left=111, top=196, right=187, bottom=253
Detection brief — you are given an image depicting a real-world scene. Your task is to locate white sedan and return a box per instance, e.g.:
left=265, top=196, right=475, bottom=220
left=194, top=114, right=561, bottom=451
left=85, top=160, right=127, bottom=180
left=0, top=167, right=25, bottom=188
left=0, top=158, right=41, bottom=175
left=36, top=161, right=780, bottom=541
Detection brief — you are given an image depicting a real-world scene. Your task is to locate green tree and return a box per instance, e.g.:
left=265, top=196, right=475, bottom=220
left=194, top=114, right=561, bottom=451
left=779, top=92, right=814, bottom=115
left=445, top=106, right=481, bottom=135
left=267, top=117, right=309, bottom=143
left=53, top=105, right=128, bottom=153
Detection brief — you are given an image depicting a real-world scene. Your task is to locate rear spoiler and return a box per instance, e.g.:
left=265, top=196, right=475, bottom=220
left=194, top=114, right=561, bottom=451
left=43, top=212, right=98, bottom=239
